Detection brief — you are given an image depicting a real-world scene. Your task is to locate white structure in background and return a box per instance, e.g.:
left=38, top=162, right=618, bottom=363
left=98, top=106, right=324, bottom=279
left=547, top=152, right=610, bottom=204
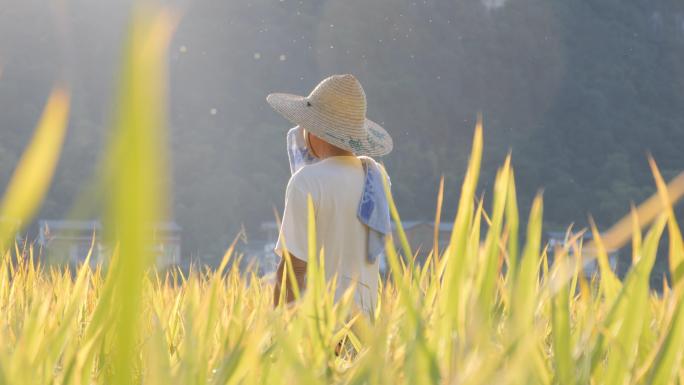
left=255, top=221, right=279, bottom=275
left=546, top=231, right=619, bottom=277
left=238, top=221, right=281, bottom=276
left=38, top=220, right=104, bottom=264
left=38, top=220, right=182, bottom=267
left=481, top=0, right=507, bottom=11
left=149, top=222, right=182, bottom=268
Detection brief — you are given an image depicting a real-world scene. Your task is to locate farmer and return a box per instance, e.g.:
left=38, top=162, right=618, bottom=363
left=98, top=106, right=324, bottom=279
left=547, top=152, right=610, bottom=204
left=267, top=74, right=393, bottom=315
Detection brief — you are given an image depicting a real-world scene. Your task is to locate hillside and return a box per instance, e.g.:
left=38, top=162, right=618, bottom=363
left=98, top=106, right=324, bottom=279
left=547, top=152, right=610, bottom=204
left=0, top=0, right=682, bottom=256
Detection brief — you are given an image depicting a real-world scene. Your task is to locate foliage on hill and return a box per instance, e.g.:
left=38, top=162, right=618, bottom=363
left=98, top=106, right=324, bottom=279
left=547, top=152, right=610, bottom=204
left=0, top=0, right=683, bottom=255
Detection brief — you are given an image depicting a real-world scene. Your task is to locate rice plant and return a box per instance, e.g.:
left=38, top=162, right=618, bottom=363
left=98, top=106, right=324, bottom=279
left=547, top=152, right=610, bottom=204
left=1, top=5, right=684, bottom=385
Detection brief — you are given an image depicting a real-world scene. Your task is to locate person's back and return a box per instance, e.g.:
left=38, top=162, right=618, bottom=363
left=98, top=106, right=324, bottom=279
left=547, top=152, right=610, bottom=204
left=266, top=74, right=393, bottom=315
left=275, top=156, right=378, bottom=312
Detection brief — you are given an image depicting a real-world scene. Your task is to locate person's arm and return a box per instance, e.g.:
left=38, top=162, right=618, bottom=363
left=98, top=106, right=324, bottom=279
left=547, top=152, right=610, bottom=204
left=273, top=174, right=314, bottom=307
left=273, top=252, right=307, bottom=306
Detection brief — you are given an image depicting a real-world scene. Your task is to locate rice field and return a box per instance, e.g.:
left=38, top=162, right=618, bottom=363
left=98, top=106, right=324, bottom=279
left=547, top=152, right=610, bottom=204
left=2, top=6, right=684, bottom=385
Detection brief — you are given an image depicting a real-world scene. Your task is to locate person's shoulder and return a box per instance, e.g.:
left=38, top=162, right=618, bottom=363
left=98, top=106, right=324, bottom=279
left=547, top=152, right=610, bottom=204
left=289, top=157, right=361, bottom=188
left=291, top=160, right=331, bottom=181
left=287, top=163, right=319, bottom=191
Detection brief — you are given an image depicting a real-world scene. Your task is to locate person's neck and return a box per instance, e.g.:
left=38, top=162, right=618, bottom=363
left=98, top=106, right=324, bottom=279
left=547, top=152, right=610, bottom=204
left=317, top=148, right=354, bottom=159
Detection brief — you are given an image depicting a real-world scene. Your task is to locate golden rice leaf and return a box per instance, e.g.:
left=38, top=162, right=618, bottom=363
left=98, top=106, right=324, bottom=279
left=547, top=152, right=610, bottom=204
left=590, top=214, right=667, bottom=378
left=644, top=294, right=684, bottom=385
left=600, top=223, right=654, bottom=385
left=588, top=218, right=621, bottom=302
left=382, top=164, right=413, bottom=271
left=512, top=193, right=543, bottom=328
left=432, top=175, right=445, bottom=264
left=439, top=115, right=483, bottom=357
left=648, top=157, right=684, bottom=285
left=477, top=155, right=511, bottom=315
left=217, top=231, right=243, bottom=276
left=631, top=204, right=643, bottom=265
left=595, top=169, right=684, bottom=258
left=307, top=194, right=317, bottom=265
left=551, top=254, right=573, bottom=385
left=505, top=169, right=520, bottom=279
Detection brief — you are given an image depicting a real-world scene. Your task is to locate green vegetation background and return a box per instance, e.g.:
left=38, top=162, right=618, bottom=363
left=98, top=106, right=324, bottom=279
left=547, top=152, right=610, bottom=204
left=0, top=0, right=683, bottom=256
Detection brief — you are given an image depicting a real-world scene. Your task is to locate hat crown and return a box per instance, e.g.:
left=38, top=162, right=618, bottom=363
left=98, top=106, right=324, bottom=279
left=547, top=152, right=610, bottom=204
left=307, top=74, right=367, bottom=129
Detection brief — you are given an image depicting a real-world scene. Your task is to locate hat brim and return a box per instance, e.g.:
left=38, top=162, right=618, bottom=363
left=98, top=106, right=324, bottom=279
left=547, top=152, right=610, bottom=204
left=267, top=93, right=393, bottom=157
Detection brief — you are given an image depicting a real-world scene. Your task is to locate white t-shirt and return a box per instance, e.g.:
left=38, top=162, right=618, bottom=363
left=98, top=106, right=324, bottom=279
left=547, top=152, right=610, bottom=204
left=275, top=156, right=378, bottom=313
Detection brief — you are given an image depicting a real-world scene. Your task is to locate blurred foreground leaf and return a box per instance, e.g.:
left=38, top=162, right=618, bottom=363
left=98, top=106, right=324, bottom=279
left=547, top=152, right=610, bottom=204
left=101, top=5, right=177, bottom=384
left=0, top=87, right=70, bottom=246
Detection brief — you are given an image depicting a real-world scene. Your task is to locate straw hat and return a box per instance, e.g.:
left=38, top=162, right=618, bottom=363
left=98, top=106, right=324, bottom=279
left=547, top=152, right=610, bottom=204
left=267, top=74, right=393, bottom=157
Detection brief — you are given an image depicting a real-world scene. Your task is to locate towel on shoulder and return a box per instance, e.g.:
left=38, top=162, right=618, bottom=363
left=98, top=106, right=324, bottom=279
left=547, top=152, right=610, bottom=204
left=286, top=126, right=391, bottom=264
